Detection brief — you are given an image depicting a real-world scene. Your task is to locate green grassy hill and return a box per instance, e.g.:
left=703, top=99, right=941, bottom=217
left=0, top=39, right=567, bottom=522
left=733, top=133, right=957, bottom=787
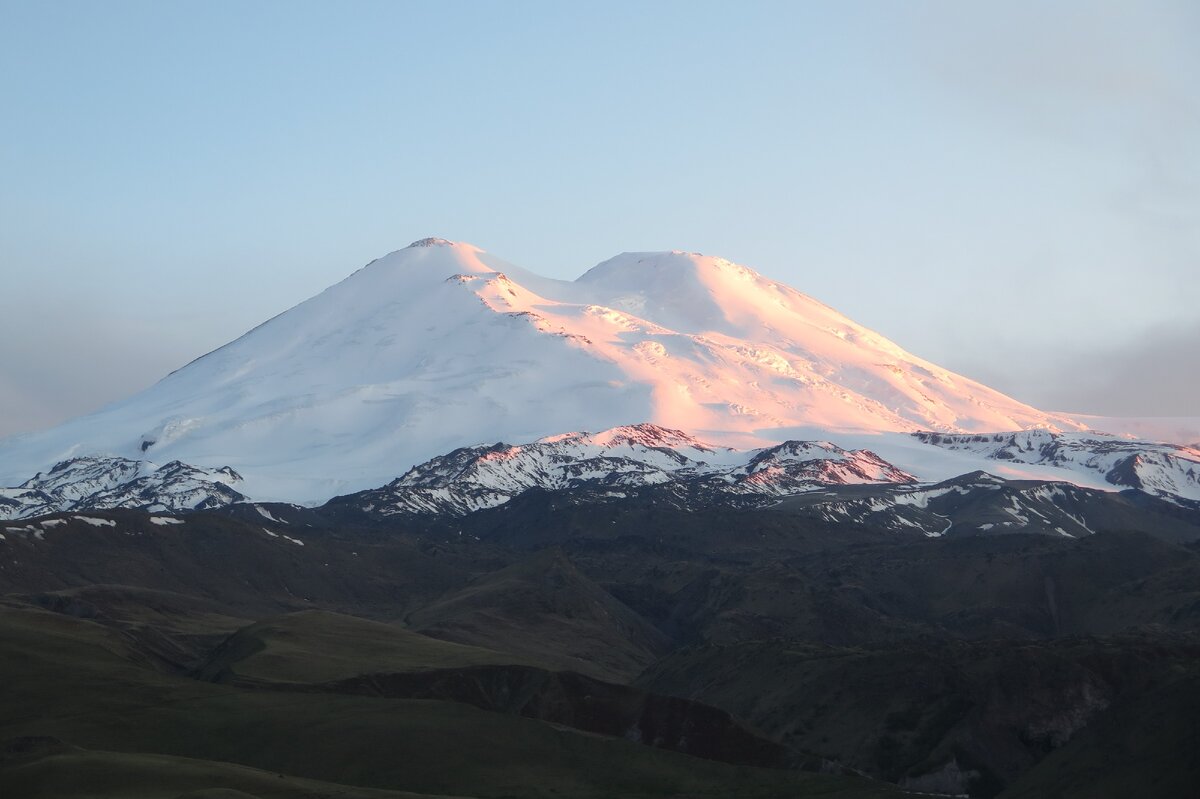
left=196, top=609, right=536, bottom=684
left=0, top=604, right=901, bottom=799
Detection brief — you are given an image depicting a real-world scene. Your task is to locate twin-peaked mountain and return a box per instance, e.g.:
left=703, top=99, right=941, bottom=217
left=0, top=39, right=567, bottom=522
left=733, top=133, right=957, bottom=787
left=0, top=238, right=1096, bottom=506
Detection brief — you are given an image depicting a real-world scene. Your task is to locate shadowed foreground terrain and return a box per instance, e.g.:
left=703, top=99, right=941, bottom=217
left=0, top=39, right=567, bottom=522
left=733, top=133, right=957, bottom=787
left=1, top=501, right=1198, bottom=797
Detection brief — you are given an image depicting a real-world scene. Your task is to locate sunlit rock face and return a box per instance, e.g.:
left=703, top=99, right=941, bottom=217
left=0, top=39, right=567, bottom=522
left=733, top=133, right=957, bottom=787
left=327, top=423, right=917, bottom=518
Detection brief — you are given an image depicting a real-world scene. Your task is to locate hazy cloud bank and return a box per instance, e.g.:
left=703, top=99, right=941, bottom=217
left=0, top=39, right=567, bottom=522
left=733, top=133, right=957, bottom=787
left=961, top=319, right=1200, bottom=418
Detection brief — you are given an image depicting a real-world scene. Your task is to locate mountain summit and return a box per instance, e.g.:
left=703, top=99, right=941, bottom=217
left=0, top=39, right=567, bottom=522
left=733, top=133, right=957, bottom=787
left=0, top=241, right=1085, bottom=501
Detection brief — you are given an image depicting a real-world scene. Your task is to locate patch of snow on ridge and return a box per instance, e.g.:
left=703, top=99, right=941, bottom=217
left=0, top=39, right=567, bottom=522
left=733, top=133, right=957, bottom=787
left=255, top=505, right=287, bottom=524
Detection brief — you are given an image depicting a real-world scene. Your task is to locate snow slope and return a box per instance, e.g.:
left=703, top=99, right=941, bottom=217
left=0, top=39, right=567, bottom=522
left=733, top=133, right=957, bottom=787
left=0, top=238, right=1115, bottom=503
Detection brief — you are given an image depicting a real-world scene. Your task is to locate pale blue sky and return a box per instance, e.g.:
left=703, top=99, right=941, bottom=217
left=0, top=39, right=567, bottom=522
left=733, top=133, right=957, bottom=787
left=2, top=0, right=1198, bottom=434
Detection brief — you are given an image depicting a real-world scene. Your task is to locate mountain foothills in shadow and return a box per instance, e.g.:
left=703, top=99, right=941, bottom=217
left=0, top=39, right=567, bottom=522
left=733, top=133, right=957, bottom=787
left=1, top=486, right=1199, bottom=798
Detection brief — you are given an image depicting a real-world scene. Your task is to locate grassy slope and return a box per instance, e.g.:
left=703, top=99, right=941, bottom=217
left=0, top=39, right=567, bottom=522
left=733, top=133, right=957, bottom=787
left=0, top=746, right=460, bottom=799
left=407, top=549, right=669, bottom=683
left=0, top=605, right=901, bottom=799
left=196, top=609, right=540, bottom=684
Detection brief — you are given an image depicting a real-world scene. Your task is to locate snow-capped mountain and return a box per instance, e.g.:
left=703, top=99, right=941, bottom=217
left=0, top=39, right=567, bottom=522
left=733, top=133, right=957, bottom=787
left=914, top=431, right=1200, bottom=502
left=0, top=238, right=1096, bottom=504
left=327, top=423, right=916, bottom=518
left=0, top=456, right=244, bottom=519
